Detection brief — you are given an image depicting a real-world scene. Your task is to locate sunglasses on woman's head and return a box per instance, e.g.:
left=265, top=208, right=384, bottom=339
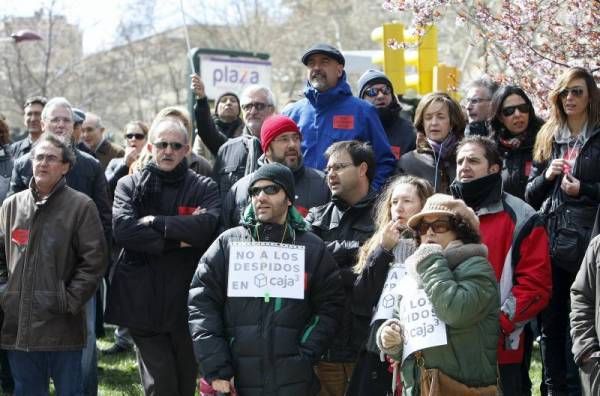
left=416, top=219, right=451, bottom=235
left=501, top=103, right=530, bottom=117
left=249, top=184, right=282, bottom=197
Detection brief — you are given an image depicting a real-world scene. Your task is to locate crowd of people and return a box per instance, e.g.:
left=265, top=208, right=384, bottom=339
left=0, top=42, right=598, bottom=396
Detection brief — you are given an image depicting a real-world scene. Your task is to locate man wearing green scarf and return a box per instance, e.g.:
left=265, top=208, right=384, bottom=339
left=189, top=163, right=344, bottom=395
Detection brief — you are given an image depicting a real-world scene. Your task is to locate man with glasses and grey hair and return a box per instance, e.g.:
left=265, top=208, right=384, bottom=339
left=464, top=76, right=499, bottom=137
left=212, top=84, right=276, bottom=197
left=105, top=114, right=220, bottom=396
left=7, top=96, right=111, bottom=396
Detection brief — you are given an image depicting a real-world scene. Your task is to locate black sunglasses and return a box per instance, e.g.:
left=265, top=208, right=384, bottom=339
left=416, top=219, right=451, bottom=235
left=363, top=86, right=392, bottom=97
left=249, top=184, right=282, bottom=197
left=126, top=133, right=145, bottom=140
left=241, top=102, right=269, bottom=112
left=501, top=103, right=530, bottom=117
left=153, top=141, right=185, bottom=150
left=559, top=87, right=585, bottom=99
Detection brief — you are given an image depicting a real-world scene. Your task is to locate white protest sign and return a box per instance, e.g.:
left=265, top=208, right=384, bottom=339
left=371, top=262, right=409, bottom=323
left=398, top=278, right=447, bottom=362
left=200, top=55, right=272, bottom=100
left=227, top=242, right=305, bottom=300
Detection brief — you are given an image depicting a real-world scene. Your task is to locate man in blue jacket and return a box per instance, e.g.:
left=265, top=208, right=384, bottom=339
left=283, top=44, right=396, bottom=190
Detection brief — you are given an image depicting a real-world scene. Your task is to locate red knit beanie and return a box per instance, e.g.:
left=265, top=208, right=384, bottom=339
left=260, top=115, right=301, bottom=153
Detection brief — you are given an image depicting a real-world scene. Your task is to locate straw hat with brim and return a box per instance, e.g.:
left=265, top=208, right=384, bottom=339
left=407, top=193, right=480, bottom=234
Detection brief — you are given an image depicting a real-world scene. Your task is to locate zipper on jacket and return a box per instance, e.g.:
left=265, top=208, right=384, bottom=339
left=301, top=315, right=320, bottom=344
left=16, top=209, right=39, bottom=350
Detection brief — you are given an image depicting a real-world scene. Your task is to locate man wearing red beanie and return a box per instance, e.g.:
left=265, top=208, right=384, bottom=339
left=221, top=114, right=330, bottom=230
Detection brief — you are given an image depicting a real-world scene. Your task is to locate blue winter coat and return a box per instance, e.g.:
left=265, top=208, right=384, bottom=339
left=283, top=73, right=396, bottom=190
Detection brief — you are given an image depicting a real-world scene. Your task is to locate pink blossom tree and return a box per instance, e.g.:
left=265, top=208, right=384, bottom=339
left=382, top=0, right=600, bottom=111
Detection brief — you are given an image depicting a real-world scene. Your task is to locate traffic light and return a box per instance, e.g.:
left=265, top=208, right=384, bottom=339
left=433, top=63, right=461, bottom=100
left=372, top=24, right=459, bottom=96
left=370, top=23, right=406, bottom=93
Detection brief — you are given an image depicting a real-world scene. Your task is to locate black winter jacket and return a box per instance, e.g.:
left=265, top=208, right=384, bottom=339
left=306, top=191, right=377, bottom=361
left=494, top=127, right=539, bottom=200
left=105, top=167, right=220, bottom=332
left=525, top=125, right=600, bottom=271
left=188, top=222, right=344, bottom=396
left=194, top=97, right=244, bottom=157
left=212, top=131, right=262, bottom=198
left=221, top=156, right=329, bottom=229
left=397, top=148, right=457, bottom=194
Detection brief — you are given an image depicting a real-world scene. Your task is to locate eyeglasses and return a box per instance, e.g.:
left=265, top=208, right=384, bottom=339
left=465, top=97, right=491, bottom=105
left=363, top=86, right=392, bottom=97
left=33, top=153, right=62, bottom=164
left=501, top=103, right=530, bottom=117
left=48, top=117, right=73, bottom=125
left=249, top=184, right=282, bottom=197
left=153, top=141, right=185, bottom=150
left=272, top=134, right=302, bottom=144
left=416, top=219, right=451, bottom=235
left=126, top=133, right=146, bottom=140
left=559, top=87, right=585, bottom=99
left=325, top=162, right=354, bottom=174
left=241, top=102, right=270, bottom=112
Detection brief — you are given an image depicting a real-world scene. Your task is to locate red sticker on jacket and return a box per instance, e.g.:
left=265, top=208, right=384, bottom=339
left=178, top=206, right=196, bottom=215
left=391, top=146, right=401, bottom=159
left=295, top=205, right=308, bottom=217
left=11, top=229, right=29, bottom=246
left=333, top=115, right=354, bottom=130
left=524, top=161, right=532, bottom=176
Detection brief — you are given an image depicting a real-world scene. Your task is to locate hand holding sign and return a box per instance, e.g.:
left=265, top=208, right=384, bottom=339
left=191, top=74, right=206, bottom=99
left=381, top=322, right=404, bottom=350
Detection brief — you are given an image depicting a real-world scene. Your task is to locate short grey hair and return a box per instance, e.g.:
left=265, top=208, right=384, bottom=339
left=240, top=85, right=276, bottom=107
left=41, top=97, right=73, bottom=122
left=148, top=118, right=189, bottom=144
left=31, top=132, right=76, bottom=169
left=467, top=77, right=499, bottom=98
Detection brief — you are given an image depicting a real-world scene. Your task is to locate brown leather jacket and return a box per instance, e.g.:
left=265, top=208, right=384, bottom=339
left=0, top=178, right=107, bottom=351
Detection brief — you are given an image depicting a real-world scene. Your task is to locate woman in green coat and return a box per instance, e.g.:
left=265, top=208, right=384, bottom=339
left=376, top=194, right=499, bottom=395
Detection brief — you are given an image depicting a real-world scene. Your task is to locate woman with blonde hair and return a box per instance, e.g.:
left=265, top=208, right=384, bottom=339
left=398, top=92, right=466, bottom=193
left=349, top=175, right=433, bottom=395
left=525, top=67, right=600, bottom=394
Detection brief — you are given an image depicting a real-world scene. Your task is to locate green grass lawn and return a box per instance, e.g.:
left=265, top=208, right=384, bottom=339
left=96, top=329, right=545, bottom=395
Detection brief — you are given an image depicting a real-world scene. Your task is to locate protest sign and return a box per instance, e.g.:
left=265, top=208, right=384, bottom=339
left=398, top=279, right=447, bottom=362
left=371, top=262, right=409, bottom=323
left=227, top=242, right=305, bottom=300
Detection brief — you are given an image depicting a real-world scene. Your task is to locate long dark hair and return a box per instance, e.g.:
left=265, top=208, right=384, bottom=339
left=489, top=85, right=544, bottom=139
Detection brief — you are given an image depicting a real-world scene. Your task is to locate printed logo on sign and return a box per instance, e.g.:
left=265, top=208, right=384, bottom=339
left=201, top=55, right=272, bottom=100
left=227, top=242, right=305, bottom=299
left=333, top=115, right=355, bottom=130
left=213, top=67, right=260, bottom=87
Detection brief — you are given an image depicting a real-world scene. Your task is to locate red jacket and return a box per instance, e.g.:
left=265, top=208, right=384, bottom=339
left=478, top=192, right=551, bottom=364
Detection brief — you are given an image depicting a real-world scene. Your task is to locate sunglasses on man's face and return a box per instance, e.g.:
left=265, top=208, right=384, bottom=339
left=501, top=103, right=530, bottom=117
left=241, top=102, right=269, bottom=112
left=126, top=133, right=145, bottom=140
left=249, top=184, right=282, bottom=197
left=363, top=86, right=392, bottom=98
left=559, top=87, right=585, bottom=99
left=416, top=219, right=451, bottom=235
left=153, top=141, right=185, bottom=151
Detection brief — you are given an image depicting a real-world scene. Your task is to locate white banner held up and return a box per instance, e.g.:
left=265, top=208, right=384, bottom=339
left=371, top=262, right=409, bottom=323
left=227, top=242, right=305, bottom=300
left=399, top=279, right=447, bottom=362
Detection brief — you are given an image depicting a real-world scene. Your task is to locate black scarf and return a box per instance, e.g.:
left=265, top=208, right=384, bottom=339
left=214, top=116, right=243, bottom=139
left=377, top=100, right=401, bottom=128
left=450, top=172, right=502, bottom=210
left=132, top=159, right=188, bottom=212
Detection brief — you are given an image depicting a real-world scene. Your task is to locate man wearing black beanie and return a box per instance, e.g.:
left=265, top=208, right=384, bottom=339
left=189, top=162, right=344, bottom=395
left=357, top=69, right=416, bottom=159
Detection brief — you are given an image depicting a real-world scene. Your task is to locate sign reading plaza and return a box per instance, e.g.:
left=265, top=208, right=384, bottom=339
left=227, top=242, right=305, bottom=300
left=200, top=55, right=272, bottom=100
